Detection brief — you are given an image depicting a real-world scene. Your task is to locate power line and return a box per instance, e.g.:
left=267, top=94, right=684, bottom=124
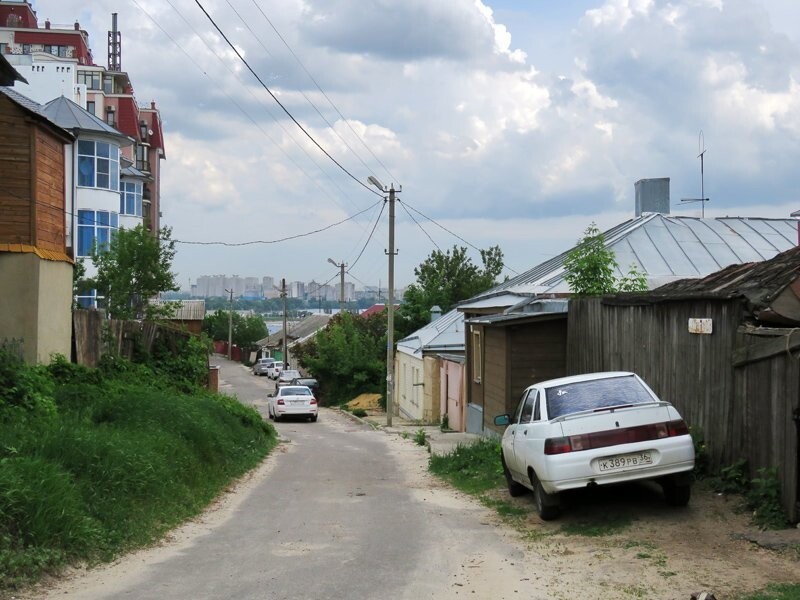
left=347, top=199, right=386, bottom=271
left=398, top=199, right=440, bottom=251
left=142, top=0, right=367, bottom=218
left=225, top=0, right=376, bottom=180
left=192, top=0, right=382, bottom=198
left=400, top=199, right=520, bottom=276
left=247, top=0, right=399, bottom=185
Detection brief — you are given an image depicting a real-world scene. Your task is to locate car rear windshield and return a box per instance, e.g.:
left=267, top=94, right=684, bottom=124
left=280, top=387, right=311, bottom=396
left=545, top=375, right=656, bottom=419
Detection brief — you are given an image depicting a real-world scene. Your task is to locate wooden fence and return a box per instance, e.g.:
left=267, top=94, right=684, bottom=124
left=73, top=309, right=192, bottom=367
left=566, top=296, right=799, bottom=522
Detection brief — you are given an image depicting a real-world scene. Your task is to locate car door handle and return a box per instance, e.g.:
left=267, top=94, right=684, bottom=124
left=523, top=430, right=528, bottom=435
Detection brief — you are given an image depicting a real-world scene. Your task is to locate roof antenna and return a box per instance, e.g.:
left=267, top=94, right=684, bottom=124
left=681, top=130, right=709, bottom=218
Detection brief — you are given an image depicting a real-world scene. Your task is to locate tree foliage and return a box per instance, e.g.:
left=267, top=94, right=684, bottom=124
left=563, top=223, right=649, bottom=296
left=202, top=310, right=268, bottom=348
left=399, top=245, right=504, bottom=333
left=291, top=312, right=385, bottom=406
left=90, top=225, right=179, bottom=319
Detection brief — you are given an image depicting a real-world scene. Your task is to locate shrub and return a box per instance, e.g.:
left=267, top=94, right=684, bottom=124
left=747, top=468, right=788, bottom=530
left=413, top=429, right=427, bottom=446
left=351, top=408, right=367, bottom=418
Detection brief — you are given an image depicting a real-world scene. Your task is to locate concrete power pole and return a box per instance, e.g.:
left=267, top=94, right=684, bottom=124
left=327, top=258, right=347, bottom=313
left=367, top=176, right=400, bottom=427
left=281, top=278, right=288, bottom=369
left=225, top=288, right=233, bottom=359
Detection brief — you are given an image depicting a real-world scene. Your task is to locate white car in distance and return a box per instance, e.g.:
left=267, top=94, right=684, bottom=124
left=268, top=385, right=318, bottom=422
left=266, top=361, right=284, bottom=380
left=494, top=371, right=695, bottom=520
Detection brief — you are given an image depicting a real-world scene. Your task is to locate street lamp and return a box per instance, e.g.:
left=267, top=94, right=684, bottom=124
left=368, top=175, right=397, bottom=427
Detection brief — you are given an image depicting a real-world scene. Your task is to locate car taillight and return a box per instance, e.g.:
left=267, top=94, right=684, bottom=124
left=310, top=398, right=317, bottom=405
left=544, top=437, right=571, bottom=455
left=277, top=399, right=285, bottom=405
left=545, top=420, right=690, bottom=454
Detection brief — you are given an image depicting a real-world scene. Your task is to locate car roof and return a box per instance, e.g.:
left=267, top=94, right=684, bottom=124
left=527, top=371, right=637, bottom=390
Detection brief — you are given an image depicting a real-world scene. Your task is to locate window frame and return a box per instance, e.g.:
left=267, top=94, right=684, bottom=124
left=120, top=181, right=143, bottom=217
left=76, top=209, right=119, bottom=257
left=471, top=329, right=482, bottom=383
left=77, top=140, right=120, bottom=191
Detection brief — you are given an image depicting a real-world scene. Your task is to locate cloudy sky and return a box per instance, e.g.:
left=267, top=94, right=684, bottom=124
left=31, top=0, right=800, bottom=290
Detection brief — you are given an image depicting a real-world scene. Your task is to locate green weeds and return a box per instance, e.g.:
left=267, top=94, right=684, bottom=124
left=428, top=439, right=504, bottom=495
left=0, top=348, right=276, bottom=592
left=413, top=429, right=427, bottom=446
left=737, top=583, right=800, bottom=599
left=559, top=514, right=632, bottom=537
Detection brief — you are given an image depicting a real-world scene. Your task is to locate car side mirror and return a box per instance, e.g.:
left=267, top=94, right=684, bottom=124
left=494, top=414, right=510, bottom=426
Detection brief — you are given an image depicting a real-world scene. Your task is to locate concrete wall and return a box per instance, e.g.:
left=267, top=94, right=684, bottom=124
left=395, top=351, right=424, bottom=421
left=0, top=253, right=72, bottom=363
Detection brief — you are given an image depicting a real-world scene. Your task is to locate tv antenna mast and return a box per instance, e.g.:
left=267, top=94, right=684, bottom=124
left=681, top=130, right=709, bottom=218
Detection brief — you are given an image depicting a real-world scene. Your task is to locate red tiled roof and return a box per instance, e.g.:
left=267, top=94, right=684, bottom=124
left=116, top=96, right=138, bottom=139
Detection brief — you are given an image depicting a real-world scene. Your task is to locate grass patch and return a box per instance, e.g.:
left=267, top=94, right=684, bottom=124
left=0, top=349, right=276, bottom=592
left=559, top=513, right=633, bottom=537
left=481, top=497, right=527, bottom=519
left=737, top=583, right=800, bottom=600
left=428, top=439, right=504, bottom=495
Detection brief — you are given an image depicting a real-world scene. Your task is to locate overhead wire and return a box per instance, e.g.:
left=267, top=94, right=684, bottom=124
left=225, top=0, right=375, bottom=179
left=2, top=188, right=380, bottom=248
left=148, top=0, right=367, bottom=218
left=346, top=199, right=386, bottom=272
left=247, top=0, right=399, bottom=185
left=400, top=199, right=521, bottom=276
left=398, top=200, right=440, bottom=251
left=192, top=0, right=383, bottom=198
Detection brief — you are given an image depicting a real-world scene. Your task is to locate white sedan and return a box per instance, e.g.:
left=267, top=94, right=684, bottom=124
left=268, top=385, right=318, bottom=422
left=494, top=371, right=695, bottom=520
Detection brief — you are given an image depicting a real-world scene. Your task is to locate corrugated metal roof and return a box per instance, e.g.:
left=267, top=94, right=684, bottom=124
left=647, top=244, right=800, bottom=305
left=149, top=299, right=206, bottom=320
left=471, top=214, right=798, bottom=302
left=258, top=314, right=332, bottom=346
left=41, top=96, right=133, bottom=146
left=397, top=309, right=464, bottom=356
left=0, top=85, right=43, bottom=114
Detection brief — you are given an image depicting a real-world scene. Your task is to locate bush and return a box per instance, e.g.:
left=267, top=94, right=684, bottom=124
left=747, top=468, right=788, bottom=530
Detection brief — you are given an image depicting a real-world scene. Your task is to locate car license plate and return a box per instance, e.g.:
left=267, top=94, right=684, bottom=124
left=597, top=451, right=653, bottom=472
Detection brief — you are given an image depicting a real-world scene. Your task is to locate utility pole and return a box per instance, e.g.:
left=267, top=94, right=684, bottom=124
left=225, top=288, right=233, bottom=359
left=327, top=258, right=347, bottom=313
left=280, top=278, right=288, bottom=369
left=368, top=176, right=400, bottom=427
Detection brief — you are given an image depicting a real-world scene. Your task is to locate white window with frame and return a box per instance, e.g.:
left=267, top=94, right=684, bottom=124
left=472, top=329, right=482, bottom=383
left=77, top=209, right=118, bottom=257
left=120, top=181, right=143, bottom=217
left=77, top=140, right=120, bottom=191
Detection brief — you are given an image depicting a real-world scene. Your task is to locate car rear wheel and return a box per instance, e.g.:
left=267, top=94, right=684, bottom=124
left=310, top=415, right=318, bottom=422
left=501, top=454, right=527, bottom=497
left=529, top=470, right=560, bottom=520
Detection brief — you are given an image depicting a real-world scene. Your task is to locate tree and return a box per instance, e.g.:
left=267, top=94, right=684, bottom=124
left=563, top=223, right=649, bottom=296
left=399, top=245, right=504, bottom=333
left=202, top=310, right=268, bottom=348
left=292, top=312, right=385, bottom=405
left=90, top=225, right=179, bottom=319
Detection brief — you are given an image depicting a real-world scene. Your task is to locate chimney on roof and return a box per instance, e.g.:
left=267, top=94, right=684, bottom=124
left=44, top=19, right=50, bottom=29
left=74, top=21, right=79, bottom=31
left=430, top=305, right=442, bottom=322
left=635, top=178, right=670, bottom=217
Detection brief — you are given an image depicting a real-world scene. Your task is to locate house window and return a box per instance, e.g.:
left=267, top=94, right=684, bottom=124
left=472, top=330, right=482, bottom=383
left=120, top=181, right=143, bottom=217
left=103, top=76, right=113, bottom=94
left=77, top=70, right=101, bottom=90
left=77, top=210, right=118, bottom=257
left=86, top=100, right=95, bottom=116
left=22, top=43, right=31, bottom=54
left=75, top=288, right=98, bottom=309
left=106, top=107, right=116, bottom=127
left=136, top=144, right=150, bottom=172
left=77, top=140, right=119, bottom=190
left=47, top=45, right=67, bottom=57
left=0, top=43, right=7, bottom=55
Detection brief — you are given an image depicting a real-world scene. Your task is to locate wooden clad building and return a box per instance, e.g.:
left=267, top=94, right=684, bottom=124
left=0, top=86, right=74, bottom=363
